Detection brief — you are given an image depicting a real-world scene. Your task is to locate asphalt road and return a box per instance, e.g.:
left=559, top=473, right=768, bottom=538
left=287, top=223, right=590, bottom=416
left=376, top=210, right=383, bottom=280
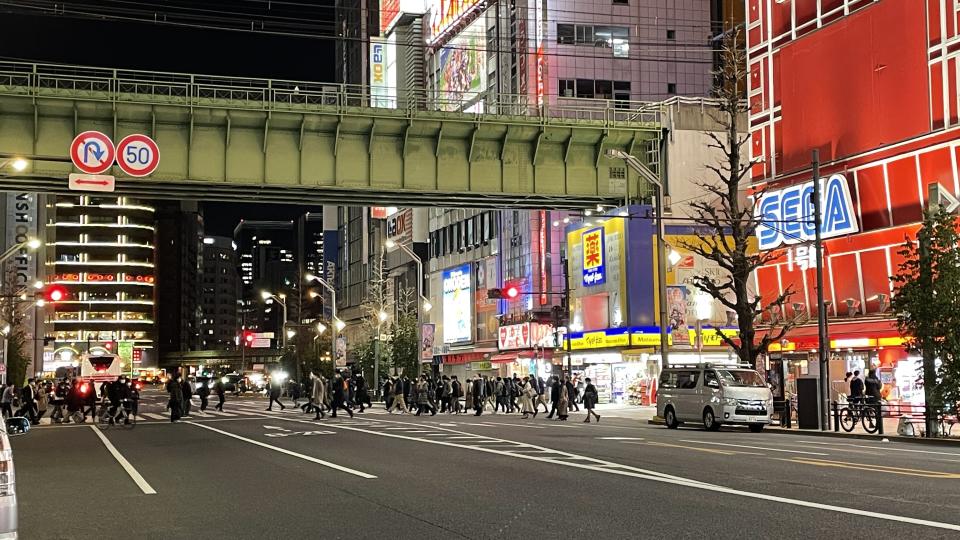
left=12, top=388, right=960, bottom=539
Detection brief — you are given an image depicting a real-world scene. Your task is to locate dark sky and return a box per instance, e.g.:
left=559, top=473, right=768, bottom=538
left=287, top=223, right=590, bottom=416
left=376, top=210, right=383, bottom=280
left=0, top=2, right=337, bottom=235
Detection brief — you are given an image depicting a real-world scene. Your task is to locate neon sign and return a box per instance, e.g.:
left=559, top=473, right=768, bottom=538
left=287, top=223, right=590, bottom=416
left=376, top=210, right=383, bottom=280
left=755, top=174, right=859, bottom=250
left=582, top=227, right=606, bottom=286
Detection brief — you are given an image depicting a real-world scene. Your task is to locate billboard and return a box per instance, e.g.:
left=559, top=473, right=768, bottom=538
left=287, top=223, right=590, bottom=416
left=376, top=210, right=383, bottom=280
left=428, top=0, right=483, bottom=43
left=442, top=264, right=472, bottom=344
left=582, top=227, right=606, bottom=286
left=754, top=174, right=858, bottom=250
left=386, top=208, right=413, bottom=250
left=370, top=38, right=390, bottom=108
left=421, top=323, right=436, bottom=361
left=437, top=19, right=486, bottom=111
left=380, top=0, right=400, bottom=35
left=666, top=286, right=690, bottom=347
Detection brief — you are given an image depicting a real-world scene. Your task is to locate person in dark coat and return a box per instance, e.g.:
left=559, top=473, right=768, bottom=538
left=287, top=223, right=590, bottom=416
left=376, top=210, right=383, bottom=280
left=181, top=377, right=194, bottom=417
left=547, top=376, right=561, bottom=419
left=865, top=369, right=883, bottom=403
left=213, top=378, right=226, bottom=411
left=354, top=375, right=370, bottom=412
left=849, top=370, right=865, bottom=403
left=472, top=376, right=485, bottom=416
left=197, top=378, right=211, bottom=411
left=167, top=374, right=184, bottom=422
left=565, top=377, right=579, bottom=412
left=267, top=374, right=285, bottom=411
left=582, top=377, right=600, bottom=423
left=329, top=374, right=354, bottom=418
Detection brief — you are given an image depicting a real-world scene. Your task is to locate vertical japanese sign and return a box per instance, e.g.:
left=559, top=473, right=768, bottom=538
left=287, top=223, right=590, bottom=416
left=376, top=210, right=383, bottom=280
left=666, top=285, right=690, bottom=346
left=421, top=323, right=436, bottom=361
left=581, top=227, right=606, bottom=286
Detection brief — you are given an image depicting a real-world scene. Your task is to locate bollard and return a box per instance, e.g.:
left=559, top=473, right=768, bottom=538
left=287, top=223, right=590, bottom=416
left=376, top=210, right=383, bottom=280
left=832, top=401, right=840, bottom=432
left=876, top=402, right=884, bottom=435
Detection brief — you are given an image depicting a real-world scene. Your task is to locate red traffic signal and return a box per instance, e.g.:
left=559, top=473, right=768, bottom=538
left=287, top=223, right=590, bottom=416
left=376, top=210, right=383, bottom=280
left=45, top=285, right=67, bottom=303
left=243, top=331, right=254, bottom=345
left=487, top=287, right=521, bottom=300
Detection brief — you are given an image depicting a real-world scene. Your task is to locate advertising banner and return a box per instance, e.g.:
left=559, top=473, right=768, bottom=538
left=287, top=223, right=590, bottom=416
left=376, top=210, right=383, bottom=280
left=420, top=323, right=436, bottom=361
left=666, top=285, right=690, bottom=346
left=582, top=227, right=606, bottom=286
left=370, top=38, right=390, bottom=108
left=442, top=264, right=472, bottom=344
left=336, top=337, right=347, bottom=367
left=437, top=19, right=486, bottom=111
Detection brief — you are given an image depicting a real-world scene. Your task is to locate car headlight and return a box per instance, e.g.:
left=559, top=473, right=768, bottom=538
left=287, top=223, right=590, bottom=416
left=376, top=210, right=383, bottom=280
left=722, top=397, right=738, bottom=406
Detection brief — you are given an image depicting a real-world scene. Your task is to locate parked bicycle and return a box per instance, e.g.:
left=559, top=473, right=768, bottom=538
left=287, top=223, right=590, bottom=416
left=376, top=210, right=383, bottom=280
left=839, top=397, right=880, bottom=433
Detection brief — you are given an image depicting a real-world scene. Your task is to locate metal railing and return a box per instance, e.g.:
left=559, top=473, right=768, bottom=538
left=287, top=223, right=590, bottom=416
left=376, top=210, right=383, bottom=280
left=829, top=400, right=959, bottom=438
left=0, top=60, right=661, bottom=126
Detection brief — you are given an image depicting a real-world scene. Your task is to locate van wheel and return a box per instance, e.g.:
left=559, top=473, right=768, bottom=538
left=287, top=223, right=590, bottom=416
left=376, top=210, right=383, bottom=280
left=703, top=408, right=720, bottom=431
left=664, top=408, right=679, bottom=429
left=748, top=423, right=764, bottom=433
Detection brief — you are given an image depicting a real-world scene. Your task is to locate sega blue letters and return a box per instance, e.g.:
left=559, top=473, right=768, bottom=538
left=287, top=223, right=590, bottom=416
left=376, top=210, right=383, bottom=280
left=755, top=174, right=858, bottom=250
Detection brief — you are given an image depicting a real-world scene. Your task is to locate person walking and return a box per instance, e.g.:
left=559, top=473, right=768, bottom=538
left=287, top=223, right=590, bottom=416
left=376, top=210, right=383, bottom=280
left=355, top=375, right=370, bottom=413
left=17, top=379, right=37, bottom=424
left=35, top=382, right=49, bottom=424
left=213, top=377, right=226, bottom=412
left=484, top=376, right=496, bottom=413
left=536, top=376, right=550, bottom=414
left=1, top=383, right=15, bottom=419
left=565, top=376, right=579, bottom=413
left=582, top=377, right=600, bottom=423
left=197, top=379, right=211, bottom=412
left=546, top=376, right=561, bottom=419
left=472, top=376, right=485, bottom=416
left=388, top=377, right=407, bottom=414
left=266, top=374, right=285, bottom=411
left=451, top=376, right=463, bottom=414
left=383, top=377, right=394, bottom=411
left=329, top=374, right=354, bottom=418
left=440, top=376, right=452, bottom=413
left=181, top=377, right=194, bottom=417
left=167, top=374, right=184, bottom=422
left=288, top=379, right=301, bottom=408
left=520, top=377, right=536, bottom=419
left=464, top=377, right=474, bottom=413
left=557, top=378, right=570, bottom=421
left=311, top=372, right=327, bottom=420
left=415, top=376, right=435, bottom=416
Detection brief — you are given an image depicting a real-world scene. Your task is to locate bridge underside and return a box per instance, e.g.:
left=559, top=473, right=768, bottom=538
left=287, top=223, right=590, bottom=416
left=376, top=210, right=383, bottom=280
left=0, top=64, right=661, bottom=209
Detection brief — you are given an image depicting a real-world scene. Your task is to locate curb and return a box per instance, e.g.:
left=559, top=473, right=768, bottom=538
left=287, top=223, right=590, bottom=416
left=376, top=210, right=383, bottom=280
left=647, top=418, right=960, bottom=447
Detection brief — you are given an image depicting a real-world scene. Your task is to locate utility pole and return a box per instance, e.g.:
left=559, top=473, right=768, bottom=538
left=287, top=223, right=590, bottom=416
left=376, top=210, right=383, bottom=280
left=811, top=150, right=831, bottom=431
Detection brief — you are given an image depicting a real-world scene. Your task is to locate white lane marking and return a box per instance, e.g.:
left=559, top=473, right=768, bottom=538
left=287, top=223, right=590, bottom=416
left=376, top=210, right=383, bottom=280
left=258, top=413, right=960, bottom=532
left=89, top=426, right=157, bottom=495
left=141, top=413, right=167, bottom=420
left=596, top=437, right=645, bottom=441
left=204, top=410, right=237, bottom=417
left=476, top=421, right=546, bottom=429
left=797, top=440, right=960, bottom=458
left=679, top=440, right=830, bottom=456
left=186, top=422, right=376, bottom=479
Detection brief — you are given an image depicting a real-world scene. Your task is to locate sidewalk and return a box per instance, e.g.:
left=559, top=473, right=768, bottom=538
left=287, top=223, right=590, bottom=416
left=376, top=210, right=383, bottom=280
left=647, top=415, right=960, bottom=446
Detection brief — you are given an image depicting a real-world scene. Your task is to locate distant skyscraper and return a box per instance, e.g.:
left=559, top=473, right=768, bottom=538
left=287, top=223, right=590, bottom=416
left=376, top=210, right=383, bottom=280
left=155, top=200, right=203, bottom=359
left=199, top=235, right=239, bottom=350
left=233, top=220, right=297, bottom=338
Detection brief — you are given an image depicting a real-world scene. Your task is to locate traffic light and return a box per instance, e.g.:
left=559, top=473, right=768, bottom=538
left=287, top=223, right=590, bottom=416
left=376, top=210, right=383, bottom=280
left=42, top=284, right=68, bottom=304
left=243, top=331, right=254, bottom=346
left=487, top=286, right=520, bottom=300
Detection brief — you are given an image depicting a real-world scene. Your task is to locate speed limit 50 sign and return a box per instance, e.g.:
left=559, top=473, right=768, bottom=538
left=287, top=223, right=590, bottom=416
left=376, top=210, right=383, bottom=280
left=116, top=134, right=160, bottom=177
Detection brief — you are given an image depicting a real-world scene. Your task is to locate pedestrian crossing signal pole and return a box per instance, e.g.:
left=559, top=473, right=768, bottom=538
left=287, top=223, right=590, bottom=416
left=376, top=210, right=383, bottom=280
left=812, top=150, right=831, bottom=431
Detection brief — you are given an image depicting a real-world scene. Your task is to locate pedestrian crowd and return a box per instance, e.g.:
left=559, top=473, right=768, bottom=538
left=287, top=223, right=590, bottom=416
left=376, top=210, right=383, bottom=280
left=0, top=376, right=141, bottom=425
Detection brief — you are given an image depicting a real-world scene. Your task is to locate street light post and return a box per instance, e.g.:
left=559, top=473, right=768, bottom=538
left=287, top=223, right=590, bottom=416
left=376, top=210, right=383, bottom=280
left=305, top=274, right=341, bottom=376
left=261, top=291, right=289, bottom=349
left=0, top=238, right=42, bottom=266
left=385, top=239, right=431, bottom=379
left=606, top=149, right=670, bottom=366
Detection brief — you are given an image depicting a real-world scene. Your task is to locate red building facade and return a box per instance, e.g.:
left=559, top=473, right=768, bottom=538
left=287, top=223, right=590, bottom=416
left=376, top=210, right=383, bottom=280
left=747, top=0, right=960, bottom=402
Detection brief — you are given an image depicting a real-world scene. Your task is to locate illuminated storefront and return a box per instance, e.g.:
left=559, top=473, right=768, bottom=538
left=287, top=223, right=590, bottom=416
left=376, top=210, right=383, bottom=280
left=747, top=0, right=957, bottom=406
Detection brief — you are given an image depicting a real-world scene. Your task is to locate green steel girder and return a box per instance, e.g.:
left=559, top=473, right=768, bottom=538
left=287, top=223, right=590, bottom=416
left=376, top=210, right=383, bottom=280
left=0, top=63, right=662, bottom=208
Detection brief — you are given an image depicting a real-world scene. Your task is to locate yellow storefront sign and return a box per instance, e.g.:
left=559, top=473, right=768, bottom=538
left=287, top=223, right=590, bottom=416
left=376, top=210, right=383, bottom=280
left=568, top=328, right=739, bottom=350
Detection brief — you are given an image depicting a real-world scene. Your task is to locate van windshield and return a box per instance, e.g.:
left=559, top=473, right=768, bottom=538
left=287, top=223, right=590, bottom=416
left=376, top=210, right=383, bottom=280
left=716, top=369, right=765, bottom=387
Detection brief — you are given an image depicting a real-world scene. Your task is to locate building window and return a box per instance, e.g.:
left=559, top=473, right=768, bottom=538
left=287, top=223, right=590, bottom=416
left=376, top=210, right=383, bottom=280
left=557, top=24, right=574, bottom=44
left=667, top=83, right=677, bottom=95
left=576, top=79, right=594, bottom=98
left=558, top=23, right=629, bottom=57
left=559, top=79, right=575, bottom=97
left=667, top=29, right=676, bottom=40
left=613, top=0, right=628, bottom=4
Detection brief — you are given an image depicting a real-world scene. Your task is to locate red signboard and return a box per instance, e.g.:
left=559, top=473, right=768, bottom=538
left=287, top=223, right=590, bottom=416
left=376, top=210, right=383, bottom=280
left=86, top=273, right=116, bottom=282
left=380, top=0, right=400, bottom=34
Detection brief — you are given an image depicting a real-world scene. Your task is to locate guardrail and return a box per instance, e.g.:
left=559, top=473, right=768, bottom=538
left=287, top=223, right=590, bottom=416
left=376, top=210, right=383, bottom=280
left=0, top=61, right=661, bottom=125
left=829, top=400, right=959, bottom=438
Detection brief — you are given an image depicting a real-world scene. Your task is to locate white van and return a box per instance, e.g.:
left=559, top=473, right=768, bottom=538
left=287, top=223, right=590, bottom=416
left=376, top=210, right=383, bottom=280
left=657, top=364, right=773, bottom=432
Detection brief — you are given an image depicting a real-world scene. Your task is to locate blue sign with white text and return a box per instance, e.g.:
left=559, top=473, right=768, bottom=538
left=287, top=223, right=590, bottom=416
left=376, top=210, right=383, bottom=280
left=755, top=174, right=859, bottom=251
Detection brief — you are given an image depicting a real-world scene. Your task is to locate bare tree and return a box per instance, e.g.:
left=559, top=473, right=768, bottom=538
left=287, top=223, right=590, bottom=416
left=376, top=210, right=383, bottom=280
left=353, top=247, right=392, bottom=379
left=680, top=26, right=798, bottom=365
left=0, top=270, right=30, bottom=386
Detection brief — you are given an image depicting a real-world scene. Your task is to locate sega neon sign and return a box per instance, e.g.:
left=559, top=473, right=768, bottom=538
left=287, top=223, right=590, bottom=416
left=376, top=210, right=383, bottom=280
left=755, top=174, right=859, bottom=251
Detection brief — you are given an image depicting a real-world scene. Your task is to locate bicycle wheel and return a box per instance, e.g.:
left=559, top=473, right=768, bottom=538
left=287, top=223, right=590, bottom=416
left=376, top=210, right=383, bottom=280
left=861, top=406, right=880, bottom=434
left=839, top=407, right=856, bottom=432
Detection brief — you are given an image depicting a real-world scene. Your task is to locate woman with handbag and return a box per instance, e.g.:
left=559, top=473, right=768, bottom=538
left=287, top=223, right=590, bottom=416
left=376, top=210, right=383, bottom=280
left=582, top=377, right=600, bottom=423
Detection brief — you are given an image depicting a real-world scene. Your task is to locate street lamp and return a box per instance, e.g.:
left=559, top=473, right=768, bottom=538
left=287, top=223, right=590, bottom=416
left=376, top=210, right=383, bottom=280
left=305, top=274, right=340, bottom=374
left=0, top=237, right=42, bottom=266
left=316, top=322, right=327, bottom=334
left=606, top=148, right=670, bottom=366
left=261, top=291, right=289, bottom=349
left=0, top=158, right=28, bottom=172
left=384, top=238, right=428, bottom=377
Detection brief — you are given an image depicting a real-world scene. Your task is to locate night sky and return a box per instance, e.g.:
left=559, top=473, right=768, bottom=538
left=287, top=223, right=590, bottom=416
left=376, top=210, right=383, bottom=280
left=0, top=2, right=337, bottom=236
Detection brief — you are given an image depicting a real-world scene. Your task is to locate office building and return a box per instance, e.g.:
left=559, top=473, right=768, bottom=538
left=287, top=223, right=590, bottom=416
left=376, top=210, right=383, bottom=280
left=199, top=235, right=239, bottom=350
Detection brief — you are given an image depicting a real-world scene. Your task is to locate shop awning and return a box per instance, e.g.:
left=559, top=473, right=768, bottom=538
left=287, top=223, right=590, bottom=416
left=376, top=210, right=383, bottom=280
left=490, top=354, right=517, bottom=364
left=758, top=318, right=901, bottom=347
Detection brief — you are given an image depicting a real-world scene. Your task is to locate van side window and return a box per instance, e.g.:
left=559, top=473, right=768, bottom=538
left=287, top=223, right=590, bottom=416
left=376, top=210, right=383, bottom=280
left=704, top=370, right=718, bottom=387
left=677, top=370, right=699, bottom=389
left=659, top=371, right=678, bottom=389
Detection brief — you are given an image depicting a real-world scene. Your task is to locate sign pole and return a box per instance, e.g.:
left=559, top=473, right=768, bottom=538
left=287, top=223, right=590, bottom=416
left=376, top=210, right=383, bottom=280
left=812, top=150, right=831, bottom=431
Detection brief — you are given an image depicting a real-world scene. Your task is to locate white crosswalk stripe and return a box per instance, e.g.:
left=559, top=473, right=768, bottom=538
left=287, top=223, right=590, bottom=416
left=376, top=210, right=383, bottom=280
left=141, top=413, right=167, bottom=420
left=204, top=410, right=237, bottom=417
